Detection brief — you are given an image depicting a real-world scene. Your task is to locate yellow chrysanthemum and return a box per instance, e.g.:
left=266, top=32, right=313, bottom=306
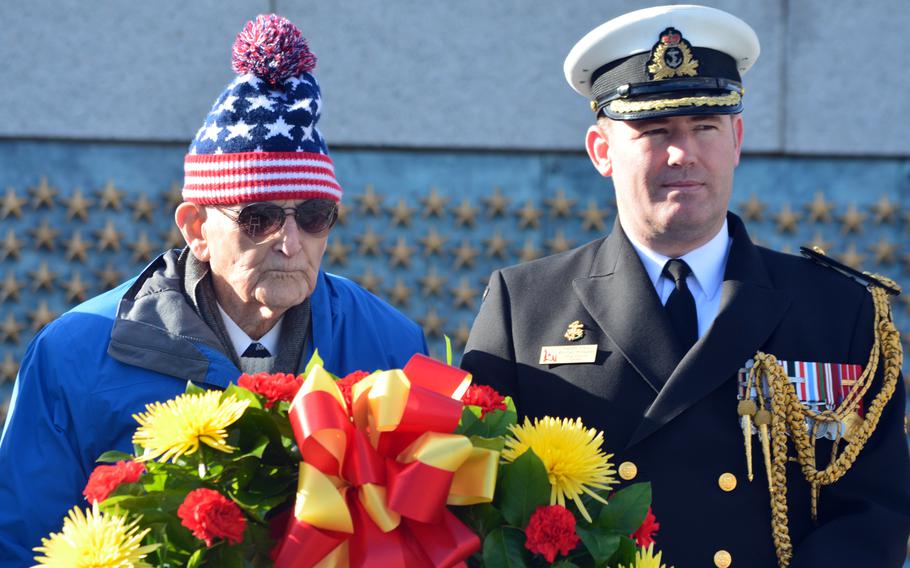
left=132, top=391, right=249, bottom=463
left=33, top=502, right=158, bottom=567
left=619, top=543, right=674, bottom=568
left=502, top=416, right=616, bottom=522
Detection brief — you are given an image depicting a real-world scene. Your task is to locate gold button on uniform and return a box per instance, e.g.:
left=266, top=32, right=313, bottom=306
left=718, top=472, right=737, bottom=492
left=618, top=461, right=637, bottom=480
left=714, top=549, right=732, bottom=568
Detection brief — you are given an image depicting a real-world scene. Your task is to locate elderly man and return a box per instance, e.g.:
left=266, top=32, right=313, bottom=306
left=463, top=5, right=910, bottom=567
left=0, top=15, right=426, bottom=565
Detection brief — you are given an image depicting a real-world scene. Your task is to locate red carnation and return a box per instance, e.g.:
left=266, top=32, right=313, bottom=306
left=178, top=488, right=247, bottom=547
left=461, top=384, right=507, bottom=418
left=524, top=505, right=580, bottom=563
left=631, top=507, right=660, bottom=548
left=83, top=460, right=146, bottom=503
left=238, top=372, right=302, bottom=409
left=336, top=370, right=370, bottom=410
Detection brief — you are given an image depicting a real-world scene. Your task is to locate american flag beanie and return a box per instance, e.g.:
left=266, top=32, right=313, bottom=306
left=183, top=14, right=341, bottom=205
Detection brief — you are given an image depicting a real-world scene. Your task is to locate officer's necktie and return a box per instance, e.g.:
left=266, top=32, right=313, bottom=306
left=662, top=258, right=698, bottom=353
left=242, top=342, right=271, bottom=358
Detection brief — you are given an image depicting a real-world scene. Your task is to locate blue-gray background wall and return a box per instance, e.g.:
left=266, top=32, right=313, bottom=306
left=2, top=3, right=908, bottom=536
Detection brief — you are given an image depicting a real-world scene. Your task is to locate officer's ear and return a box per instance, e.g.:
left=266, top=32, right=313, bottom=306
left=585, top=124, right=612, bottom=177
left=174, top=202, right=211, bottom=262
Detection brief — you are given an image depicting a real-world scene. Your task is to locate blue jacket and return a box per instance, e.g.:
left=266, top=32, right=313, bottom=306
left=0, top=251, right=427, bottom=565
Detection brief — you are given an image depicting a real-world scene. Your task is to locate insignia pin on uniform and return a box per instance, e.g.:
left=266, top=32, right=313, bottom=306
left=564, top=320, right=585, bottom=341
left=647, top=27, right=699, bottom=80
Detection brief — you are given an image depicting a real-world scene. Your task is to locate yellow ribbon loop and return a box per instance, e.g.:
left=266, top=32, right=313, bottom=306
left=358, top=483, right=401, bottom=533
left=294, top=462, right=354, bottom=534
left=397, top=432, right=473, bottom=471
left=447, top=447, right=499, bottom=506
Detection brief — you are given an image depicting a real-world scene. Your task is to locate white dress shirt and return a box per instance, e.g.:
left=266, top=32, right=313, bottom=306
left=216, top=303, right=283, bottom=359
left=625, top=219, right=732, bottom=339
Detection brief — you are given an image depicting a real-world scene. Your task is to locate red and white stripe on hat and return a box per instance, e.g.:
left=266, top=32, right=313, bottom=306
left=182, top=152, right=342, bottom=205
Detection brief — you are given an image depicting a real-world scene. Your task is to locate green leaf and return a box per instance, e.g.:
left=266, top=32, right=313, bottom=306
left=550, top=562, right=581, bottom=568
left=482, top=527, right=530, bottom=568
left=223, top=383, right=263, bottom=409
left=452, top=502, right=505, bottom=539
left=575, top=525, right=620, bottom=566
left=444, top=334, right=453, bottom=366
left=497, top=449, right=550, bottom=527
left=185, top=382, right=206, bottom=395
left=605, top=536, right=637, bottom=567
left=303, top=349, right=324, bottom=377
left=95, top=450, right=134, bottom=463
left=595, top=482, right=651, bottom=536
left=470, top=435, right=505, bottom=452
left=186, top=547, right=206, bottom=568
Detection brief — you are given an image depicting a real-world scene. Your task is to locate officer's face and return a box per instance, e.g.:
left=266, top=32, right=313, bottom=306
left=588, top=114, right=743, bottom=256
left=202, top=199, right=330, bottom=314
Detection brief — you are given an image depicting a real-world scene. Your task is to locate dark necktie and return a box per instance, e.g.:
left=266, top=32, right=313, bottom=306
left=662, top=259, right=698, bottom=353
left=242, top=342, right=271, bottom=358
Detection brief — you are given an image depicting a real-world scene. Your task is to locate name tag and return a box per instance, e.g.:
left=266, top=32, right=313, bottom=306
left=539, top=344, right=598, bottom=365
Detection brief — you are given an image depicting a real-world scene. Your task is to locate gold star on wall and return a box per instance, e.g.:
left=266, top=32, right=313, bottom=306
left=805, top=192, right=835, bottom=223
left=871, top=196, right=898, bottom=224
left=0, top=230, right=23, bottom=261
left=95, top=220, right=123, bottom=252
left=739, top=195, right=766, bottom=222
left=0, top=313, right=24, bottom=344
left=579, top=199, right=608, bottom=232
left=516, top=201, right=542, bottom=229
left=546, top=230, right=574, bottom=254
left=163, top=226, right=185, bottom=250
left=419, top=308, right=446, bottom=338
left=1, top=187, right=26, bottom=219
left=1, top=353, right=17, bottom=383
left=358, top=267, right=382, bottom=294
left=452, top=199, right=479, bottom=228
left=96, top=263, right=123, bottom=290
left=518, top=237, right=541, bottom=262
left=356, top=184, right=383, bottom=216
left=387, top=278, right=412, bottom=307
left=29, top=219, right=58, bottom=251
left=388, top=198, right=415, bottom=227
left=0, top=272, right=22, bottom=303
left=774, top=204, right=801, bottom=234
left=869, top=238, right=896, bottom=265
left=131, top=192, right=155, bottom=222
left=164, top=182, right=183, bottom=210
left=546, top=189, right=576, bottom=218
left=839, top=243, right=865, bottom=269
left=355, top=227, right=383, bottom=257
left=420, top=228, right=448, bottom=257
left=29, top=300, right=57, bottom=331
left=452, top=239, right=479, bottom=269
left=421, top=187, right=448, bottom=218
left=64, top=188, right=94, bottom=222
left=483, top=186, right=511, bottom=218
left=29, top=261, right=57, bottom=291
left=453, top=321, right=471, bottom=348
left=450, top=278, right=478, bottom=309
left=336, top=204, right=349, bottom=226
left=97, top=180, right=125, bottom=211
left=387, top=237, right=415, bottom=268
left=65, top=231, right=92, bottom=263
left=61, top=272, right=91, bottom=303
left=484, top=232, right=511, bottom=259
left=839, top=204, right=867, bottom=234
left=419, top=267, right=445, bottom=297
left=326, top=238, right=350, bottom=266
left=29, top=177, right=58, bottom=209
left=129, top=232, right=157, bottom=263
left=807, top=232, right=833, bottom=255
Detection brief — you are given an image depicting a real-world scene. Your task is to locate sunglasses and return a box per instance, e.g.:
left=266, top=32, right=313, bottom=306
left=217, top=199, right=339, bottom=240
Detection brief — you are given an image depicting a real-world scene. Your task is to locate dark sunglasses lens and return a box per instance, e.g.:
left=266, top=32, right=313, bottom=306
left=295, top=200, right=338, bottom=233
left=237, top=204, right=285, bottom=237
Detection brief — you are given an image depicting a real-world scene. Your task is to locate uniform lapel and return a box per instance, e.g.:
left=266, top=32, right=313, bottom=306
left=572, top=220, right=682, bottom=394
left=626, top=214, right=791, bottom=448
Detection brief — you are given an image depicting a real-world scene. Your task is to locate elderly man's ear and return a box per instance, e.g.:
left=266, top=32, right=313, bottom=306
left=585, top=125, right=613, bottom=177
left=175, top=203, right=211, bottom=262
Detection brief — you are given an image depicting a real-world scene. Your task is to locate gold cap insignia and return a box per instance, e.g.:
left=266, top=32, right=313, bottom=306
left=564, top=320, right=585, bottom=341
left=647, top=27, right=699, bottom=80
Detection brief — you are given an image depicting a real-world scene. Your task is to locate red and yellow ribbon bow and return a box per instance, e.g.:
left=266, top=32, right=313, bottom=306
left=273, top=354, right=499, bottom=568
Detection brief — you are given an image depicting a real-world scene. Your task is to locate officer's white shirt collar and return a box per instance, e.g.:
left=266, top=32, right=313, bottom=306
left=625, top=218, right=732, bottom=337
left=216, top=303, right=282, bottom=359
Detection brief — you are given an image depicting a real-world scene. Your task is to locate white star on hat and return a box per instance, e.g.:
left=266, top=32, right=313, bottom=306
left=264, top=116, right=295, bottom=139
left=225, top=120, right=255, bottom=141
left=246, top=95, right=276, bottom=112
left=216, top=95, right=239, bottom=114
left=201, top=122, right=222, bottom=142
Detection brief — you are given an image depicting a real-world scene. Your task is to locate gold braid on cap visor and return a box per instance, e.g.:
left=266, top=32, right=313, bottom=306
left=608, top=91, right=741, bottom=114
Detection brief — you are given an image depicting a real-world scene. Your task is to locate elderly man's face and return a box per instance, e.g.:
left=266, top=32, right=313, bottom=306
left=588, top=114, right=743, bottom=255
left=202, top=199, right=331, bottom=312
